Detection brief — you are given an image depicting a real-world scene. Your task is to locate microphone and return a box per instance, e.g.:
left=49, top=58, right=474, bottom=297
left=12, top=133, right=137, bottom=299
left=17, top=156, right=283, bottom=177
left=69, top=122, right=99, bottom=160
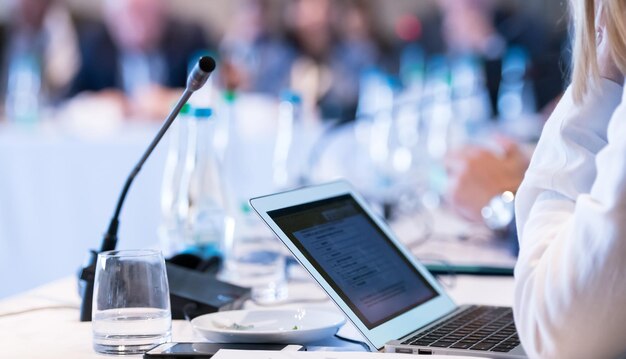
left=187, top=56, right=216, bottom=91
left=78, top=56, right=216, bottom=322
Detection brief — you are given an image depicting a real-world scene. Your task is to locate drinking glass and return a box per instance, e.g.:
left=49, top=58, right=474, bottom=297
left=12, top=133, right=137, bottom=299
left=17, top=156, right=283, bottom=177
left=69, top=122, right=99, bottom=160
left=92, top=249, right=172, bottom=355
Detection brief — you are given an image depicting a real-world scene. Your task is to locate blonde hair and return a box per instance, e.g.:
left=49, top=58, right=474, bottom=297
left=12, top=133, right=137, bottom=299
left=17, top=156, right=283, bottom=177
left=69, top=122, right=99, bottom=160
left=571, top=0, right=626, bottom=102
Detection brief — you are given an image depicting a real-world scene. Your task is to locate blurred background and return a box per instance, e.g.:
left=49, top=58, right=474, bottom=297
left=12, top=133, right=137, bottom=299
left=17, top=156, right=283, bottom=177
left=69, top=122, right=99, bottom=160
left=0, top=0, right=570, bottom=298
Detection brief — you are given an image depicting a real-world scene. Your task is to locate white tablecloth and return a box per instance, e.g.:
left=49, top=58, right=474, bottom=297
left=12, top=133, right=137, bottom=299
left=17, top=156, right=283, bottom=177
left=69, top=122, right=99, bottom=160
left=0, top=123, right=168, bottom=298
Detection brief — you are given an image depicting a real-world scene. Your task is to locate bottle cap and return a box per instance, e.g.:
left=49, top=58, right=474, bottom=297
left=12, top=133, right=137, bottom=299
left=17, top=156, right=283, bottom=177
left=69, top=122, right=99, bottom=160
left=180, top=103, right=191, bottom=115
left=193, top=107, right=213, bottom=119
left=279, top=90, right=302, bottom=104
left=223, top=90, right=237, bottom=103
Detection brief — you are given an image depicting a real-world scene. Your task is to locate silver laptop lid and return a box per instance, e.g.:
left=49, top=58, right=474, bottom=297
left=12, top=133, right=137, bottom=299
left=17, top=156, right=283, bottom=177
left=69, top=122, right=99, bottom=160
left=250, top=180, right=457, bottom=350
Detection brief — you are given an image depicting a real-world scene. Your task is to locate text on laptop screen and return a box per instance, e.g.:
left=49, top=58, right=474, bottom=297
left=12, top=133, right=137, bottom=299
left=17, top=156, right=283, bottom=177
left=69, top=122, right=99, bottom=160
left=268, top=194, right=438, bottom=329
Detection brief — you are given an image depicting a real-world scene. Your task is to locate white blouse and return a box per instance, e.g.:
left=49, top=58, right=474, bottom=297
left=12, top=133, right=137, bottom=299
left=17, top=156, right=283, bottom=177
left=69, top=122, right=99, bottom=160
left=515, top=78, right=626, bottom=358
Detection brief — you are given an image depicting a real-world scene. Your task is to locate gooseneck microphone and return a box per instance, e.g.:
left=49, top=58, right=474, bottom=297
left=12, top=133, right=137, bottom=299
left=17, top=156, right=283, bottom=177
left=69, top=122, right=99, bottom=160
left=78, top=56, right=216, bottom=322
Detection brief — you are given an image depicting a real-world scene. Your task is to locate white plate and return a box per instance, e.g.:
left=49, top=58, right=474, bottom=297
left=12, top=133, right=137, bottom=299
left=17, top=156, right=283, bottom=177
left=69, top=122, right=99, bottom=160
left=191, top=309, right=346, bottom=344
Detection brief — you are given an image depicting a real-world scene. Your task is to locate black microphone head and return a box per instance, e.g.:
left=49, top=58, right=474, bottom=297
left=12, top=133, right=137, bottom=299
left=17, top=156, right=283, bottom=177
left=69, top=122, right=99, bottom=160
left=199, top=56, right=216, bottom=73
left=187, top=56, right=216, bottom=92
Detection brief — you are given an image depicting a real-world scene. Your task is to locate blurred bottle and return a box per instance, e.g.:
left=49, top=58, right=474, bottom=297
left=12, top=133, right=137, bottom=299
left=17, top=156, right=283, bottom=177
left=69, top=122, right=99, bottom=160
left=395, top=44, right=426, bottom=176
left=423, top=57, right=455, bottom=161
left=421, top=57, right=456, bottom=204
left=214, top=91, right=237, bottom=165
left=213, top=90, right=259, bottom=241
left=356, top=68, right=394, bottom=121
left=272, top=90, right=303, bottom=190
left=497, top=46, right=536, bottom=128
left=158, top=104, right=191, bottom=257
left=214, top=93, right=288, bottom=303
left=176, top=107, right=228, bottom=260
left=5, top=53, right=42, bottom=124
left=355, top=68, right=395, bottom=171
left=213, top=89, right=264, bottom=245
left=399, top=43, right=425, bottom=94
left=385, top=51, right=433, bottom=220
left=450, top=55, right=492, bottom=138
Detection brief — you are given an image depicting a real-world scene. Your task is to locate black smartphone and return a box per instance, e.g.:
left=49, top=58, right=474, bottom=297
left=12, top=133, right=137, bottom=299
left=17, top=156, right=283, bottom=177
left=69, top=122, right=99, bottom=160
left=143, top=342, right=305, bottom=358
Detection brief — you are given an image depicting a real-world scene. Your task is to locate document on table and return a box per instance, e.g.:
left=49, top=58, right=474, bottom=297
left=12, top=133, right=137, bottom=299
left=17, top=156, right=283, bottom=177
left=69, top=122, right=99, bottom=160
left=213, top=349, right=478, bottom=358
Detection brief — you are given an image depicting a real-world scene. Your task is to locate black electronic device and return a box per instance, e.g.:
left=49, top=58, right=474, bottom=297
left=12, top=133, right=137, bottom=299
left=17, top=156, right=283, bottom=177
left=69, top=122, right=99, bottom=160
left=144, top=343, right=304, bottom=358
left=166, top=262, right=250, bottom=320
left=77, top=56, right=249, bottom=322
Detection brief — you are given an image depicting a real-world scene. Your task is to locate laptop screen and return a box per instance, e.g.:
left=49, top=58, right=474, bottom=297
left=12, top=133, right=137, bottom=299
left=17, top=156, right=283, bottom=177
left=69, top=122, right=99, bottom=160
left=268, top=194, right=438, bottom=329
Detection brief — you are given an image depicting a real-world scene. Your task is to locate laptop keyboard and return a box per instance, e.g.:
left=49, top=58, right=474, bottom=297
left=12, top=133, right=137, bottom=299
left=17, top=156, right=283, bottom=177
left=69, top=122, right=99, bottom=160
left=401, top=305, right=520, bottom=353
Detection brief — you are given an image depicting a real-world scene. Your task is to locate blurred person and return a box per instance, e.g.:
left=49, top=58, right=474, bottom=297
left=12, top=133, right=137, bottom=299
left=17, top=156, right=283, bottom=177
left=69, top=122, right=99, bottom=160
left=67, top=0, right=211, bottom=120
left=422, top=0, right=567, bottom=114
left=333, top=0, right=396, bottom=113
left=283, top=0, right=388, bottom=122
left=0, top=0, right=80, bottom=119
left=219, top=0, right=293, bottom=95
left=514, top=0, right=626, bottom=356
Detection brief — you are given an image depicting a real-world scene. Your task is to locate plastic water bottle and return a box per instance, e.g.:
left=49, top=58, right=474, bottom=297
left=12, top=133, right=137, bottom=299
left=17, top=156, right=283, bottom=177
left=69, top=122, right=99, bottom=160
left=158, top=104, right=191, bottom=257
left=213, top=90, right=257, bottom=239
left=214, top=91, right=236, bottom=165
left=176, top=107, right=228, bottom=259
left=272, top=90, right=303, bottom=190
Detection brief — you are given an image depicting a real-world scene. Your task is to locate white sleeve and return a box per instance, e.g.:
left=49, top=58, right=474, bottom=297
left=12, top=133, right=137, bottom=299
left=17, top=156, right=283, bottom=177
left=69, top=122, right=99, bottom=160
left=514, top=79, right=626, bottom=359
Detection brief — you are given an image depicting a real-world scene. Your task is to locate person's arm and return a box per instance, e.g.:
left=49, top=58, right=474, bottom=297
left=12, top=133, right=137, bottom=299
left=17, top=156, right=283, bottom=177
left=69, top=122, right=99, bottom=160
left=514, top=78, right=625, bottom=358
left=445, top=137, right=529, bottom=223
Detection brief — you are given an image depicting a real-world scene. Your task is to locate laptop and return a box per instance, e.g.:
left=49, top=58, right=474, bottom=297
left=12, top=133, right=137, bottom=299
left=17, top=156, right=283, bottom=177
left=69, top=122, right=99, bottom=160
left=249, top=180, right=526, bottom=358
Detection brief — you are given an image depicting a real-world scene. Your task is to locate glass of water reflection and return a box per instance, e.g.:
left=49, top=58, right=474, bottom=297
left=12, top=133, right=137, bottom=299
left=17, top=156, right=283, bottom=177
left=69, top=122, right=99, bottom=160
left=221, top=234, right=288, bottom=304
left=92, top=249, right=171, bottom=355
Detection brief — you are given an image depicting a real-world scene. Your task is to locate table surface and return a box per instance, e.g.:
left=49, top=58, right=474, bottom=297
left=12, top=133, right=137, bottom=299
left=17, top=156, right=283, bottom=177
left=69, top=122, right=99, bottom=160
left=0, top=273, right=514, bottom=358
